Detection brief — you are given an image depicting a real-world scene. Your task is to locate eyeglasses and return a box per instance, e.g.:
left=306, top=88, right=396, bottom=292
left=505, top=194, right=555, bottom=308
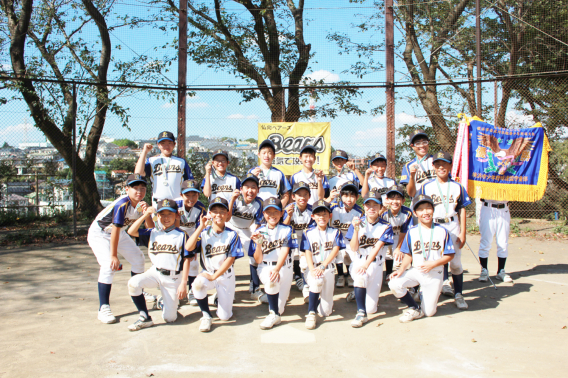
left=413, top=141, right=429, bottom=147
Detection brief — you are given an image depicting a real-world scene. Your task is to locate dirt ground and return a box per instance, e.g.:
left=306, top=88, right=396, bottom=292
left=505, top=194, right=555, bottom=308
left=1, top=234, right=567, bottom=378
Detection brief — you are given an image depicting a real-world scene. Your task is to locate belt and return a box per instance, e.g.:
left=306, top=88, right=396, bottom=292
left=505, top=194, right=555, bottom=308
left=315, top=262, right=336, bottom=271
left=482, top=200, right=507, bottom=209
left=215, top=267, right=232, bottom=274
left=355, top=254, right=378, bottom=263
left=157, top=267, right=181, bottom=276
left=262, top=257, right=292, bottom=266
left=435, top=216, right=455, bottom=223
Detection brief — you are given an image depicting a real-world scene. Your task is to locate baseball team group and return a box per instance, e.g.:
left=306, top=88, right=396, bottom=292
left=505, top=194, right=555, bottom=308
left=87, top=130, right=512, bottom=332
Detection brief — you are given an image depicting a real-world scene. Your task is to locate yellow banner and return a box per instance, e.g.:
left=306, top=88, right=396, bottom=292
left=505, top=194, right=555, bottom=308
left=258, top=122, right=331, bottom=176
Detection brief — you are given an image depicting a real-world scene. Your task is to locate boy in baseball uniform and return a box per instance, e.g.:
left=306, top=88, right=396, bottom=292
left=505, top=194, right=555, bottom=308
left=202, top=149, right=241, bottom=202
left=419, top=151, right=472, bottom=310
left=400, top=130, right=435, bottom=207
left=326, top=150, right=363, bottom=203
left=301, top=200, right=346, bottom=329
left=361, top=153, right=397, bottom=205
left=250, top=197, right=297, bottom=330
left=388, top=195, right=455, bottom=322
left=290, top=145, right=330, bottom=205
left=126, top=199, right=193, bottom=331
left=478, top=199, right=513, bottom=283
left=186, top=197, right=244, bottom=332
left=248, top=139, right=291, bottom=205
left=345, top=191, right=394, bottom=328
left=88, top=174, right=152, bottom=324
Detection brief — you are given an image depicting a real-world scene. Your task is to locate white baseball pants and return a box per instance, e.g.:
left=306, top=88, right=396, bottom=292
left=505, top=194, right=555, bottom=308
left=335, top=248, right=352, bottom=266
left=257, top=259, right=294, bottom=315
left=306, top=267, right=335, bottom=317
left=478, top=204, right=510, bottom=258
left=192, top=269, right=236, bottom=321
left=389, top=266, right=444, bottom=317
left=128, top=266, right=182, bottom=323
left=441, top=220, right=464, bottom=275
left=349, top=252, right=385, bottom=315
left=88, top=224, right=145, bottom=284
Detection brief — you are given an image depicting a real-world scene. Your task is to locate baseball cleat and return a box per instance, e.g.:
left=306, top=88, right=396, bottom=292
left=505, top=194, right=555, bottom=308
left=295, top=277, right=305, bottom=292
left=496, top=269, right=513, bottom=283
left=128, top=314, right=153, bottom=331
left=248, top=281, right=254, bottom=294
left=187, top=292, right=198, bottom=306
left=350, top=311, right=368, bottom=328
left=454, top=293, right=469, bottom=310
left=250, top=288, right=263, bottom=301
left=336, top=275, right=345, bottom=288
left=199, top=316, right=212, bottom=332
left=441, top=280, right=454, bottom=297
left=305, top=312, right=317, bottom=330
left=302, top=286, right=310, bottom=303
left=143, top=291, right=157, bottom=303
left=209, top=292, right=218, bottom=306
left=258, top=293, right=269, bottom=304
left=97, top=304, right=117, bottom=324
left=346, top=291, right=356, bottom=302
left=154, top=295, right=164, bottom=310
left=347, top=276, right=354, bottom=287
left=399, top=308, right=424, bottom=323
left=479, top=268, right=489, bottom=282
left=260, top=310, right=281, bottom=330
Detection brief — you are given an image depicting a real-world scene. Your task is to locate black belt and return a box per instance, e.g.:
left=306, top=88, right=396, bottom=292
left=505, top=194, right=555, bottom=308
left=262, top=257, right=292, bottom=266
left=214, top=267, right=232, bottom=274
left=435, top=216, right=455, bottom=223
left=482, top=200, right=506, bottom=209
left=157, top=267, right=181, bottom=275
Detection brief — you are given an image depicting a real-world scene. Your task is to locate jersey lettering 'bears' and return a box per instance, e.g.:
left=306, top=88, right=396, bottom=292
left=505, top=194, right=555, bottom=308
left=204, top=243, right=231, bottom=257
left=259, top=179, right=277, bottom=188
left=233, top=210, right=255, bottom=221
left=150, top=242, right=180, bottom=254
left=310, top=241, right=334, bottom=253
left=153, top=163, right=182, bottom=175
left=331, top=219, right=351, bottom=232
left=412, top=240, right=442, bottom=254
left=261, top=238, right=289, bottom=254
left=358, top=235, right=381, bottom=249
left=211, top=183, right=234, bottom=193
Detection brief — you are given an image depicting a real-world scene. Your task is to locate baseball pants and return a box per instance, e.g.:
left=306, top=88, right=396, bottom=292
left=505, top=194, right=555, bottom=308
left=257, top=259, right=294, bottom=315
left=349, top=252, right=385, bottom=315
left=335, top=248, right=353, bottom=266
left=88, top=224, right=145, bottom=284
left=128, top=266, right=182, bottom=323
left=478, top=204, right=510, bottom=258
left=306, top=267, right=335, bottom=317
left=441, top=220, right=464, bottom=275
left=192, top=269, right=236, bottom=321
left=384, top=245, right=402, bottom=270
left=389, top=267, right=444, bottom=317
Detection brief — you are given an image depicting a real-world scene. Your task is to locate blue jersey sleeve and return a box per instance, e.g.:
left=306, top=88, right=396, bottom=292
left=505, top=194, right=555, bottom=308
left=180, top=232, right=194, bottom=258
left=400, top=162, right=410, bottom=185
left=144, top=158, right=152, bottom=178
left=235, top=177, right=242, bottom=190
left=183, top=161, right=193, bottom=180
left=456, top=183, right=472, bottom=209
left=138, top=228, right=152, bottom=248
left=400, top=232, right=412, bottom=255
left=200, top=177, right=207, bottom=191
left=379, top=225, right=394, bottom=246
left=400, top=213, right=412, bottom=234
left=442, top=229, right=456, bottom=255
left=112, top=201, right=128, bottom=227
left=345, top=224, right=355, bottom=241
left=322, top=175, right=331, bottom=198
left=229, top=231, right=244, bottom=259
left=286, top=227, right=298, bottom=250
left=334, top=230, right=346, bottom=249
left=300, top=232, right=311, bottom=252
left=280, top=172, right=292, bottom=196
left=254, top=201, right=264, bottom=225
left=190, top=231, right=204, bottom=254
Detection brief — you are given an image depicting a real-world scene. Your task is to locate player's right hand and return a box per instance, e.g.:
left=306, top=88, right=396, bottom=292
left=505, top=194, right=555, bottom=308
left=409, top=163, right=418, bottom=176
left=251, top=167, right=261, bottom=177
left=231, top=188, right=240, bottom=200
left=389, top=269, right=403, bottom=280
left=143, top=143, right=153, bottom=153
left=352, top=217, right=361, bottom=227
left=313, top=267, right=323, bottom=278
left=285, top=204, right=294, bottom=216
left=144, top=206, right=155, bottom=215
left=328, top=189, right=338, bottom=200
left=365, top=167, right=374, bottom=177
left=110, top=256, right=120, bottom=271
left=394, top=249, right=404, bottom=262
left=269, top=269, right=280, bottom=282
left=199, top=213, right=210, bottom=228
left=205, top=161, right=212, bottom=174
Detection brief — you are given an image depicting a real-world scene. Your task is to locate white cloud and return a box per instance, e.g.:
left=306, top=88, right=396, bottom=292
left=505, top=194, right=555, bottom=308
left=186, top=102, right=208, bottom=109
left=372, top=112, right=429, bottom=124
left=227, top=114, right=245, bottom=119
left=161, top=102, right=174, bottom=109
left=0, top=123, right=44, bottom=145
left=303, top=70, right=340, bottom=83
left=246, top=114, right=258, bottom=119
left=352, top=126, right=387, bottom=140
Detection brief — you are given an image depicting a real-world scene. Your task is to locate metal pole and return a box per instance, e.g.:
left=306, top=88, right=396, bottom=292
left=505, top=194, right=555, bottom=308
left=476, top=0, right=482, bottom=117
left=35, top=171, right=39, bottom=216
left=385, top=0, right=395, bottom=178
left=494, top=80, right=498, bottom=126
left=177, top=0, right=188, bottom=159
left=72, top=83, right=77, bottom=239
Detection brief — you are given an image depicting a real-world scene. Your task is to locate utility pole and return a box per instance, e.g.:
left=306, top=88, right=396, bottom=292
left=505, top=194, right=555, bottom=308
left=177, top=0, right=188, bottom=159
left=385, top=0, right=395, bottom=178
left=476, top=0, right=482, bottom=117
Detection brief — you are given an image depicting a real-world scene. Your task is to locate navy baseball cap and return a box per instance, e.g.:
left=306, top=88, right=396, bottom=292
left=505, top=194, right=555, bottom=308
left=212, top=149, right=229, bottom=160
left=386, top=185, right=405, bottom=198
left=369, top=153, right=387, bottom=166
left=312, top=199, right=332, bottom=213
left=263, top=197, right=282, bottom=212
left=413, top=194, right=434, bottom=211
left=432, top=151, right=452, bottom=164
left=157, top=131, right=175, bottom=143
left=339, top=181, right=359, bottom=194
left=157, top=198, right=178, bottom=213
left=242, top=173, right=259, bottom=186
left=293, top=181, right=311, bottom=194
left=259, top=139, right=276, bottom=153
left=181, top=179, right=201, bottom=194
left=209, top=197, right=229, bottom=211
left=126, top=174, right=146, bottom=186
left=363, top=191, right=383, bottom=205
left=300, top=145, right=317, bottom=155
left=331, top=150, right=348, bottom=160
left=409, top=129, right=429, bottom=144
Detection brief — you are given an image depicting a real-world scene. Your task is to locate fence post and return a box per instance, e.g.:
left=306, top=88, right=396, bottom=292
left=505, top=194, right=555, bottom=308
left=72, top=83, right=77, bottom=239
left=476, top=0, right=482, bottom=117
left=35, top=171, right=39, bottom=216
left=177, top=0, right=187, bottom=159
left=385, top=0, right=395, bottom=178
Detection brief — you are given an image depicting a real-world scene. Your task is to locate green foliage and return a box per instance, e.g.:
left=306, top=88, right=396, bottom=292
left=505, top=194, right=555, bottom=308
left=244, top=138, right=257, bottom=144
left=113, top=139, right=138, bottom=148
left=0, top=209, right=71, bottom=227
left=2, top=142, right=11, bottom=148
left=108, top=158, right=136, bottom=173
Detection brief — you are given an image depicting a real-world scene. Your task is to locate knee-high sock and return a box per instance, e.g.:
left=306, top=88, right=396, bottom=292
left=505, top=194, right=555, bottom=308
left=452, top=273, right=464, bottom=295
left=480, top=257, right=488, bottom=270
left=385, top=260, right=394, bottom=276
left=354, top=287, right=367, bottom=315
left=308, top=291, right=320, bottom=313
left=131, top=294, right=150, bottom=319
left=196, top=296, right=212, bottom=318
left=250, top=265, right=260, bottom=290
left=336, top=263, right=344, bottom=276
left=293, top=260, right=301, bottom=277
left=443, top=264, right=449, bottom=281
left=498, top=257, right=506, bottom=273
left=98, top=282, right=111, bottom=309
left=400, top=291, right=419, bottom=310
left=267, top=293, right=279, bottom=316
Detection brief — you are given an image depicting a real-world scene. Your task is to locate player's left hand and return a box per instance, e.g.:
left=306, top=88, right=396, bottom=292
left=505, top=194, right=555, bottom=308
left=356, top=265, right=368, bottom=275
left=457, top=233, right=466, bottom=249
left=144, top=206, right=155, bottom=215
left=177, top=283, right=188, bottom=300
left=314, top=169, right=324, bottom=181
left=198, top=272, right=215, bottom=281
left=328, top=188, right=338, bottom=200
left=138, top=201, right=149, bottom=212
left=389, top=269, right=404, bottom=280
left=269, top=269, right=280, bottom=282
left=346, top=161, right=355, bottom=170
left=393, top=249, right=404, bottom=262
left=418, top=261, right=437, bottom=273
left=313, top=267, right=324, bottom=278
left=231, top=188, right=240, bottom=200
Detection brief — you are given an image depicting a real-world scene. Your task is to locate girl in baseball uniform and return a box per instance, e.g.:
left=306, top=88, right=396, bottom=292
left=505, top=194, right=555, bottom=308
left=301, top=200, right=346, bottom=329
left=388, top=195, right=455, bottom=322
left=202, top=149, right=241, bottom=203
left=345, top=191, right=394, bottom=328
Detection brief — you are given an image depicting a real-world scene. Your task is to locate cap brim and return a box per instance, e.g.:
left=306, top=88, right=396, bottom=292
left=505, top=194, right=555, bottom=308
left=263, top=204, right=282, bottom=212
left=312, top=205, right=331, bottom=213
left=181, top=188, right=201, bottom=194
left=209, top=203, right=229, bottom=211
left=127, top=179, right=146, bottom=186
left=157, top=207, right=177, bottom=213
left=369, top=157, right=387, bottom=165
left=363, top=197, right=382, bottom=205
left=157, top=137, right=175, bottom=143
left=432, top=158, right=452, bottom=164
left=410, top=133, right=429, bottom=143
left=332, top=156, right=348, bottom=160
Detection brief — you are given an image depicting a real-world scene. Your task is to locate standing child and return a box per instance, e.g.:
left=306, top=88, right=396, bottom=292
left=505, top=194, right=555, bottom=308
left=388, top=195, right=455, bottom=322
left=186, top=197, right=244, bottom=332
left=478, top=199, right=513, bottom=283
left=301, top=200, right=345, bottom=329
left=249, top=139, right=291, bottom=205
left=400, top=130, right=435, bottom=207
left=345, top=191, right=394, bottom=328
left=202, top=149, right=241, bottom=202
left=125, top=199, right=193, bottom=331
left=290, top=145, right=330, bottom=205
left=327, top=150, right=363, bottom=203
left=87, top=174, right=152, bottom=324
left=419, top=151, right=472, bottom=310
left=361, top=153, right=397, bottom=204
left=250, top=197, right=297, bottom=330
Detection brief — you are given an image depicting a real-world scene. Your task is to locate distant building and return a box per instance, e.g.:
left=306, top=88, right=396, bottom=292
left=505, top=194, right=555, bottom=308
left=1, top=181, right=34, bottom=198
left=0, top=194, right=30, bottom=214
left=19, top=142, right=52, bottom=149
left=94, top=170, right=113, bottom=200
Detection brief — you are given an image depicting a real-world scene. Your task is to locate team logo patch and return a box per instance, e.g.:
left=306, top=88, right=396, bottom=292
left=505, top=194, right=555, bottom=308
left=162, top=132, right=168, bottom=137
left=162, top=199, right=169, bottom=206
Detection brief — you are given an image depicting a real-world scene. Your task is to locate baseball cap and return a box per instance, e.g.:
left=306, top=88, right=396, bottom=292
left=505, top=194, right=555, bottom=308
left=126, top=174, right=146, bottom=186
left=432, top=151, right=452, bottom=164
left=262, top=197, right=282, bottom=212
left=386, top=184, right=405, bottom=198
left=363, top=191, right=383, bottom=205
left=312, top=199, right=332, bottom=213
left=369, top=153, right=387, bottom=166
left=413, top=194, right=434, bottom=211
left=409, top=129, right=429, bottom=144
left=300, top=145, right=317, bottom=155
left=242, top=173, right=259, bottom=186
left=208, top=197, right=229, bottom=211
left=293, top=181, right=311, bottom=194
left=157, top=131, right=175, bottom=143
left=339, top=181, right=358, bottom=194
left=259, top=139, right=276, bottom=153
left=157, top=198, right=178, bottom=213
left=181, top=179, right=201, bottom=194
left=331, top=150, right=349, bottom=161
left=212, top=149, right=229, bottom=160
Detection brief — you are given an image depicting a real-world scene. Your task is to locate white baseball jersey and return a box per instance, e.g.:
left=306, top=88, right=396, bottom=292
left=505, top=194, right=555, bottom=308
left=228, top=196, right=263, bottom=230
left=248, top=224, right=297, bottom=262
left=329, top=202, right=364, bottom=237
left=367, top=176, right=397, bottom=203
left=175, top=199, right=206, bottom=236
left=419, top=179, right=472, bottom=219
left=193, top=226, right=243, bottom=273
left=300, top=226, right=346, bottom=263
left=400, top=155, right=435, bottom=197
left=144, top=155, right=193, bottom=200
left=379, top=206, right=413, bottom=245
left=328, top=171, right=361, bottom=192
left=282, top=203, right=315, bottom=253
left=289, top=170, right=331, bottom=205
left=247, top=166, right=291, bottom=201
left=201, top=172, right=241, bottom=202
left=345, top=216, right=394, bottom=257
left=93, top=195, right=142, bottom=233
left=401, top=223, right=455, bottom=266
left=138, top=227, right=192, bottom=272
